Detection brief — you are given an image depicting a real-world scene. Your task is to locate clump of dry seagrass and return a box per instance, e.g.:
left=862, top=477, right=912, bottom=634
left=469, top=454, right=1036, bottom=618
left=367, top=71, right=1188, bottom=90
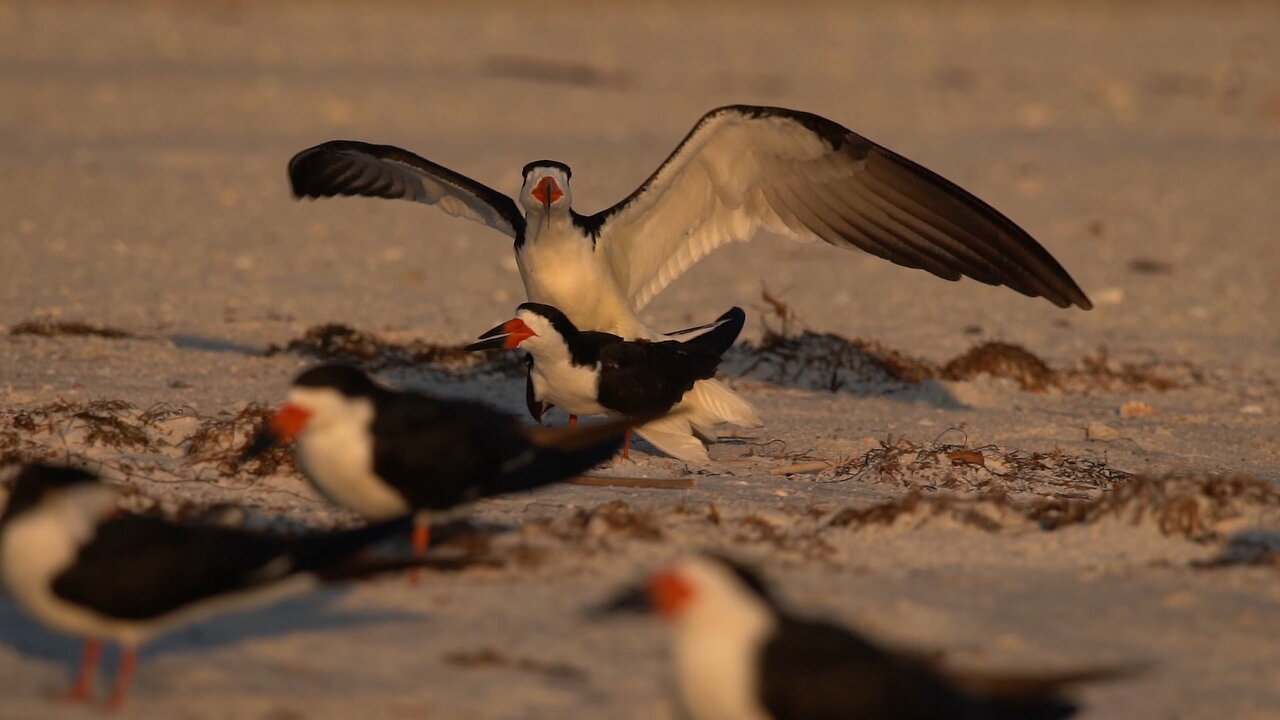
left=732, top=291, right=1191, bottom=394
left=731, top=331, right=935, bottom=393
left=828, top=491, right=1022, bottom=533
left=805, top=438, right=1131, bottom=499
left=0, top=399, right=301, bottom=482
left=266, top=323, right=524, bottom=375
left=829, top=473, right=1279, bottom=544
left=532, top=500, right=664, bottom=544
left=9, top=319, right=134, bottom=339
left=184, top=402, right=297, bottom=477
left=1030, top=474, right=1279, bottom=541
left=734, top=334, right=1190, bottom=395
left=3, top=399, right=155, bottom=453
left=734, top=511, right=836, bottom=559
left=442, top=648, right=587, bottom=681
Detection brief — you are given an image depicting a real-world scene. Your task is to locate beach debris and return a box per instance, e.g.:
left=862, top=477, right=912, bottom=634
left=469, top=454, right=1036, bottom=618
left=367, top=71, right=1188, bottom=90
left=1120, top=401, right=1156, bottom=418
left=770, top=460, right=840, bottom=476
left=1087, top=422, right=1123, bottom=441
left=567, top=475, right=694, bottom=489
left=731, top=328, right=1188, bottom=395
left=267, top=323, right=523, bottom=375
left=830, top=473, right=1280, bottom=545
left=791, top=437, right=1130, bottom=499
left=9, top=319, right=133, bottom=339
left=442, top=647, right=587, bottom=680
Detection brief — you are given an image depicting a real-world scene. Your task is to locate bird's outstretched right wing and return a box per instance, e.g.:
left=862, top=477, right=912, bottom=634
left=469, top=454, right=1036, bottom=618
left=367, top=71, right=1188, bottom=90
left=289, top=140, right=525, bottom=241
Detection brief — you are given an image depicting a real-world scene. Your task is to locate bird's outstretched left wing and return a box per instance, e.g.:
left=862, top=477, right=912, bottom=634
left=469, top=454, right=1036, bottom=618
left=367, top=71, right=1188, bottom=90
left=289, top=140, right=525, bottom=241
left=590, top=105, right=1091, bottom=311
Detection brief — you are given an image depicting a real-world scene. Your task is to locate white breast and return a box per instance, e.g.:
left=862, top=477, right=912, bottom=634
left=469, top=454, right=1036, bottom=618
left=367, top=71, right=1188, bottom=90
left=0, top=487, right=147, bottom=644
left=518, top=222, right=650, bottom=338
left=673, top=623, right=773, bottom=720
left=530, top=359, right=608, bottom=417
left=296, top=414, right=409, bottom=520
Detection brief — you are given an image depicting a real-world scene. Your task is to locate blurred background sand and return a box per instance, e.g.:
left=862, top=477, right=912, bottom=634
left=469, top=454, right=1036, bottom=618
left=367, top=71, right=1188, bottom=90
left=0, top=2, right=1278, bottom=718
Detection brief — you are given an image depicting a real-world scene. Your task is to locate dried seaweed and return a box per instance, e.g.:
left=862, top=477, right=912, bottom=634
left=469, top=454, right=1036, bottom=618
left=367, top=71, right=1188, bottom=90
left=534, top=500, right=664, bottom=543
left=734, top=332, right=1190, bottom=395
left=941, top=343, right=1056, bottom=391
left=732, top=331, right=934, bottom=393
left=1030, top=474, right=1279, bottom=541
left=734, top=512, right=836, bottom=558
left=266, top=323, right=524, bottom=375
left=830, top=473, right=1280, bottom=544
left=829, top=491, right=1017, bottom=532
left=2, top=399, right=156, bottom=453
left=442, top=648, right=587, bottom=680
left=10, top=320, right=133, bottom=339
left=185, top=403, right=296, bottom=477
left=811, top=438, right=1131, bottom=498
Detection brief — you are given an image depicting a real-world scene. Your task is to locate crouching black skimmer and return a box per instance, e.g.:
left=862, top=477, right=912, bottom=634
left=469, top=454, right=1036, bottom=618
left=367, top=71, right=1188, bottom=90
left=598, top=554, right=1132, bottom=720
left=466, top=304, right=745, bottom=462
left=288, top=104, right=1092, bottom=454
left=242, top=363, right=632, bottom=580
left=0, top=463, right=423, bottom=711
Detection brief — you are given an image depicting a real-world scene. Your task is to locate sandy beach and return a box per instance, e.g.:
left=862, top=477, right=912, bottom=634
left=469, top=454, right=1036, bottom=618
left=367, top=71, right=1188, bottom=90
left=1, top=1, right=1278, bottom=718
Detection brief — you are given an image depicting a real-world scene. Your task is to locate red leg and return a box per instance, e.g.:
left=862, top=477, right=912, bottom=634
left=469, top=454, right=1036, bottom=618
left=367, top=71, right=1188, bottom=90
left=408, top=521, right=430, bottom=586
left=63, top=640, right=102, bottom=701
left=622, top=429, right=631, bottom=460
left=568, top=415, right=578, bottom=427
left=105, top=647, right=137, bottom=713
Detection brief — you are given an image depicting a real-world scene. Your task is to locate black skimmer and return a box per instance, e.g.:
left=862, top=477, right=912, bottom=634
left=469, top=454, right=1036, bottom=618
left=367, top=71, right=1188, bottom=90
left=466, top=304, right=745, bottom=461
left=599, top=554, right=1126, bottom=720
left=242, top=363, right=632, bottom=576
left=0, top=463, right=422, bottom=711
left=288, top=104, right=1092, bottom=453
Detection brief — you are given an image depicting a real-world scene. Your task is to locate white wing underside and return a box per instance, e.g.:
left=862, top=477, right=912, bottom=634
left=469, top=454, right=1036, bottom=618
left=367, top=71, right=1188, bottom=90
left=595, top=106, right=1089, bottom=312
left=601, top=114, right=833, bottom=311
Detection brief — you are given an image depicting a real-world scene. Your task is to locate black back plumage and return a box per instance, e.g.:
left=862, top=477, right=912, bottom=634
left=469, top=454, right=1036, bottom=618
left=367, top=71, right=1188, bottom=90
left=517, top=304, right=744, bottom=417
left=0, top=465, right=97, bottom=525
left=596, top=307, right=744, bottom=415
left=758, top=617, right=973, bottom=720
left=758, top=615, right=1080, bottom=720
left=50, top=515, right=413, bottom=621
left=366, top=389, right=621, bottom=510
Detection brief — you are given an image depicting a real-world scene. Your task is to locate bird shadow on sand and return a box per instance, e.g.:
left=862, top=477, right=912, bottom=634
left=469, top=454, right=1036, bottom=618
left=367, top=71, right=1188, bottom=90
left=381, top=352, right=966, bottom=414
left=251, top=321, right=971, bottom=410
left=0, top=586, right=428, bottom=668
left=167, top=333, right=264, bottom=356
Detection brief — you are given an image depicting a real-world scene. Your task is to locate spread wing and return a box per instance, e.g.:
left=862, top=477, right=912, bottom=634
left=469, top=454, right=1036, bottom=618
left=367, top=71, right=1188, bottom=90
left=591, top=105, right=1091, bottom=310
left=759, top=618, right=971, bottom=720
left=288, top=140, right=525, bottom=241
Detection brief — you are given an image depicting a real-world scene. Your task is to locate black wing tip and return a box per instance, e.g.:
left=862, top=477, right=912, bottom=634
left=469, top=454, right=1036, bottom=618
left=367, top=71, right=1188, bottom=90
left=718, top=305, right=746, bottom=325
left=857, top=142, right=1095, bottom=310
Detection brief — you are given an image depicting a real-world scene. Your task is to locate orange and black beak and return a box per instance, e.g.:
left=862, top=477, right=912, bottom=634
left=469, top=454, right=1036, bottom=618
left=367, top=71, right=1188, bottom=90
left=240, top=404, right=312, bottom=463
left=530, top=176, right=562, bottom=211
left=589, top=570, right=692, bottom=620
left=590, top=582, right=651, bottom=618
left=464, top=318, right=537, bottom=351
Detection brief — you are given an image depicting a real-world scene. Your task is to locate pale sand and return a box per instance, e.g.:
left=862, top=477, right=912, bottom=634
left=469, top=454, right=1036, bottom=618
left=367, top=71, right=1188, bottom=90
left=1, top=1, right=1278, bottom=718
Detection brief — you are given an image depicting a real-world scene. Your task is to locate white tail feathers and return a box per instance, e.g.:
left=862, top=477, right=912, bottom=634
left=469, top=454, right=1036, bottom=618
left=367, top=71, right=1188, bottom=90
left=635, top=414, right=711, bottom=463
left=680, top=379, right=762, bottom=430
left=631, top=379, right=761, bottom=463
